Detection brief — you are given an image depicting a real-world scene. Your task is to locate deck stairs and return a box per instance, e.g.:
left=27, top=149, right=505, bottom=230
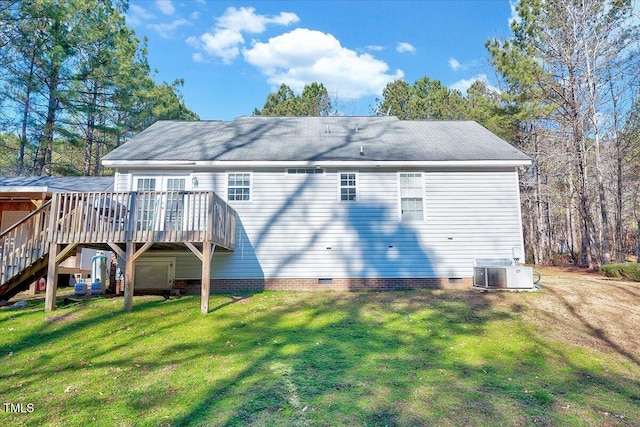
left=0, top=201, right=51, bottom=301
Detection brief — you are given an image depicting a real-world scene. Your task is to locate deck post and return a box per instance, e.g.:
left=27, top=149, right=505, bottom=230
left=201, top=242, right=212, bottom=314
left=124, top=241, right=135, bottom=312
left=44, top=243, right=59, bottom=312
left=123, top=192, right=137, bottom=312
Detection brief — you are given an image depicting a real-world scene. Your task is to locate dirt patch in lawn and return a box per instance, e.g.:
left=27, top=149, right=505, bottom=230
left=491, top=267, right=640, bottom=368
left=45, top=312, right=80, bottom=323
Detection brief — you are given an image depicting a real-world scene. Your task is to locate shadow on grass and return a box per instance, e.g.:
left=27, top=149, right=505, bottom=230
left=0, top=293, right=250, bottom=373
left=2, top=289, right=639, bottom=426
left=165, top=292, right=533, bottom=426
left=0, top=295, right=205, bottom=395
left=208, top=294, right=253, bottom=313
left=546, top=286, right=640, bottom=367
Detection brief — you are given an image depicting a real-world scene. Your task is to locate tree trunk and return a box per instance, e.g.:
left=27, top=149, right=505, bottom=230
left=584, top=45, right=611, bottom=266
left=608, top=70, right=624, bottom=262
left=575, top=139, right=593, bottom=268
left=637, top=220, right=640, bottom=263
left=526, top=201, right=537, bottom=264
left=35, top=72, right=59, bottom=176
left=93, top=112, right=103, bottom=176
left=534, top=163, right=545, bottom=264
left=18, top=50, right=37, bottom=175
left=84, top=83, right=98, bottom=176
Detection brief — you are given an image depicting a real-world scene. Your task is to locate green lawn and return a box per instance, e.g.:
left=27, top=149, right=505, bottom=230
left=1, top=283, right=638, bottom=426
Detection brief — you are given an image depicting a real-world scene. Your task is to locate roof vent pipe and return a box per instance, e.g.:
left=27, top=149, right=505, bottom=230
left=355, top=124, right=359, bottom=133
left=360, top=146, right=364, bottom=156
left=325, top=125, right=330, bottom=133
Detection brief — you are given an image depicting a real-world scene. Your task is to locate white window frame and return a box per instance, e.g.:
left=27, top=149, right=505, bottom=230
left=338, top=171, right=358, bottom=202
left=131, top=174, right=193, bottom=191
left=397, top=172, right=426, bottom=222
left=226, top=172, right=253, bottom=202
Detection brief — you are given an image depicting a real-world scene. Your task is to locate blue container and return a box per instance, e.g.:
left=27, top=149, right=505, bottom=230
left=90, top=280, right=103, bottom=295
left=74, top=282, right=88, bottom=296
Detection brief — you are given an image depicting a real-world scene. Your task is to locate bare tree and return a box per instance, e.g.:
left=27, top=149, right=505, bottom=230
left=489, top=0, right=640, bottom=267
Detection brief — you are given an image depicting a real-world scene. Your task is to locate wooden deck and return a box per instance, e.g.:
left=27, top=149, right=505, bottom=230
left=1, top=191, right=237, bottom=314
left=49, top=191, right=236, bottom=249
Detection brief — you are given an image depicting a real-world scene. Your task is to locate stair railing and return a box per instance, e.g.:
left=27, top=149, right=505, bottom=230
left=0, top=201, right=52, bottom=286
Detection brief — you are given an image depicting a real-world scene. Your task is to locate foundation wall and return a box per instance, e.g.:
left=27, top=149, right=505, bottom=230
left=177, top=277, right=473, bottom=294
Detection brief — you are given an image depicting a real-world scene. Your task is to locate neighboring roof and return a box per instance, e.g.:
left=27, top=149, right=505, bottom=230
left=102, top=116, right=531, bottom=165
left=0, top=176, right=114, bottom=195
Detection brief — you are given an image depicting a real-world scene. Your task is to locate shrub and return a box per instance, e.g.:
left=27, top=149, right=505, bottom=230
left=600, top=263, right=640, bottom=281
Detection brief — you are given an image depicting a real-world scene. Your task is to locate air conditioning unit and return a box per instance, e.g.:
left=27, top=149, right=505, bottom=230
left=473, top=259, right=534, bottom=290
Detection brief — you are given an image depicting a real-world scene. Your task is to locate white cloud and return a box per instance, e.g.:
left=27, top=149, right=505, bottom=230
left=217, top=7, right=298, bottom=33
left=448, top=57, right=461, bottom=71
left=148, top=18, right=189, bottom=39
left=449, top=74, right=499, bottom=94
left=396, top=42, right=416, bottom=54
left=200, top=29, right=244, bottom=63
left=365, top=45, right=384, bottom=52
left=156, top=0, right=175, bottom=16
left=126, top=4, right=155, bottom=27
left=190, top=7, right=299, bottom=63
left=192, top=52, right=205, bottom=63
left=128, top=3, right=188, bottom=38
left=448, top=57, right=479, bottom=72
left=243, top=28, right=404, bottom=99
left=509, top=0, right=521, bottom=26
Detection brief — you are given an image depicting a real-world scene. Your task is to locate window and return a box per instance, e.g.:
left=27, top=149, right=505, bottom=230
left=399, top=173, right=424, bottom=221
left=339, top=172, right=357, bottom=202
left=227, top=173, right=251, bottom=201
left=136, top=178, right=156, bottom=191
left=287, top=168, right=324, bottom=174
left=135, top=178, right=157, bottom=231
left=165, top=178, right=185, bottom=230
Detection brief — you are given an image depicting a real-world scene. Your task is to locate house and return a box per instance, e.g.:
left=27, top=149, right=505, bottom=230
left=0, top=176, right=114, bottom=300
left=99, top=116, right=531, bottom=295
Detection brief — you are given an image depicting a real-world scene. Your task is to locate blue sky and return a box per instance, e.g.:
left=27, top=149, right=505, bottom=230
left=126, top=1, right=518, bottom=120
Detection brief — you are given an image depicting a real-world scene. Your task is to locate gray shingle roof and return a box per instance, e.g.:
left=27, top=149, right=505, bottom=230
left=102, top=116, right=530, bottom=163
left=0, top=176, right=114, bottom=193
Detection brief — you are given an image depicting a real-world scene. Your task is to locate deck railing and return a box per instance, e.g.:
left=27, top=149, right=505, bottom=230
left=49, top=191, right=236, bottom=249
left=0, top=201, right=51, bottom=285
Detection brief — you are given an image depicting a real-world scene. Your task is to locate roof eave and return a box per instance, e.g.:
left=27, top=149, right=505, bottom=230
left=102, top=159, right=532, bottom=168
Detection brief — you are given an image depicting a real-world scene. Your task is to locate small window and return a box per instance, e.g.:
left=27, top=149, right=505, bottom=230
left=287, top=168, right=324, bottom=174
left=227, top=173, right=251, bottom=201
left=399, top=173, right=424, bottom=221
left=136, top=178, right=156, bottom=191
left=339, top=172, right=357, bottom=202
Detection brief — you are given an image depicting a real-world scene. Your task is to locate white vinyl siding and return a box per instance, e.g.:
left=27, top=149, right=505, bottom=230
left=423, top=170, right=523, bottom=275
left=113, top=171, right=130, bottom=192
left=122, top=167, right=525, bottom=281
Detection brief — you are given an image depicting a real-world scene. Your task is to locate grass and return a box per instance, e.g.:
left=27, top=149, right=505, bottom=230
left=1, top=283, right=639, bottom=426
